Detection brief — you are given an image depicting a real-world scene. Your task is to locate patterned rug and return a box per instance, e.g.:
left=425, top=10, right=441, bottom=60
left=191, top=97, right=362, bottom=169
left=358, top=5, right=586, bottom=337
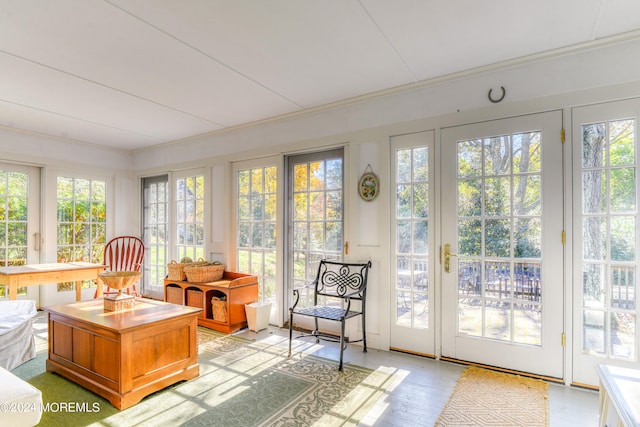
left=434, top=366, right=549, bottom=427
left=12, top=326, right=396, bottom=426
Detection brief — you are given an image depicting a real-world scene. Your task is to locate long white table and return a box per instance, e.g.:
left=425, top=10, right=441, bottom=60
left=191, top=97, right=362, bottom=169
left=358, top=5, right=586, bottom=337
left=0, top=262, right=105, bottom=301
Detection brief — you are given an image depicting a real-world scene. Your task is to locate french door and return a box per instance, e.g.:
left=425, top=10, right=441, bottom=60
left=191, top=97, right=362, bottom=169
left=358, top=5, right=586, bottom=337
left=440, top=111, right=564, bottom=378
left=572, top=99, right=640, bottom=386
left=390, top=131, right=436, bottom=356
left=233, top=157, right=282, bottom=325
left=0, top=162, right=41, bottom=303
left=286, top=149, right=344, bottom=330
left=142, top=175, right=169, bottom=299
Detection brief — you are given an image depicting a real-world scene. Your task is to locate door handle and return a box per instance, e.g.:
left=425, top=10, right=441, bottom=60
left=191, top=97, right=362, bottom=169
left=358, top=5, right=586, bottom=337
left=444, top=243, right=457, bottom=273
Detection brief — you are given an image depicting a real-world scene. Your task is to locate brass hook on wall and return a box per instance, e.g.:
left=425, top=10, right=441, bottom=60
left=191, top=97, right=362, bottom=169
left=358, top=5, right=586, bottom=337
left=488, top=86, right=506, bottom=103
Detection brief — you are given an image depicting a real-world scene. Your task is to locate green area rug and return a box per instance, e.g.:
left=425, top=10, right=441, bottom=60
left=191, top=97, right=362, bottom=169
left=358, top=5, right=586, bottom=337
left=12, top=326, right=395, bottom=426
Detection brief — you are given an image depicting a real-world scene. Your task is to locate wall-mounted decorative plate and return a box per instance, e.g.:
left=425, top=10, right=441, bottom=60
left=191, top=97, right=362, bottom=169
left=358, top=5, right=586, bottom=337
left=358, top=165, right=379, bottom=201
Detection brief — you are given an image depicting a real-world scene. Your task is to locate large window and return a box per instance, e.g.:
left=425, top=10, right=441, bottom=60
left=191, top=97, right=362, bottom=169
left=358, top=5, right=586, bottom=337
left=175, top=174, right=205, bottom=261
left=56, top=177, right=106, bottom=291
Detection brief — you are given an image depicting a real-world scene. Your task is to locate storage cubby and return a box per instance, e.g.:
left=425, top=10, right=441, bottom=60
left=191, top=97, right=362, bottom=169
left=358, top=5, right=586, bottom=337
left=163, top=271, right=258, bottom=333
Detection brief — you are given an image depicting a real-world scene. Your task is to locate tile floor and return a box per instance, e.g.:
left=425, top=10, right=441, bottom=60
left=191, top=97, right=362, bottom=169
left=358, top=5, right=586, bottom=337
left=237, top=326, right=600, bottom=427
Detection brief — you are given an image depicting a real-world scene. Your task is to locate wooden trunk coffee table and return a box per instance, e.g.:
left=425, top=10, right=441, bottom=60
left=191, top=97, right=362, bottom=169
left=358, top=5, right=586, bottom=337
left=44, top=298, right=201, bottom=410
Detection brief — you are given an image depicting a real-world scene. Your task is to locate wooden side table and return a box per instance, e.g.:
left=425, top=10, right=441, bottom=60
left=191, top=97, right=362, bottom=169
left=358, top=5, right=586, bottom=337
left=0, top=262, right=105, bottom=301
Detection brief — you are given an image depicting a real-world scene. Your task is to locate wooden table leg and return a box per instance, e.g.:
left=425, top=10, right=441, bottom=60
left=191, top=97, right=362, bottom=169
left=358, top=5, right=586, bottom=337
left=75, top=281, right=82, bottom=301
left=9, top=283, right=17, bottom=300
left=96, top=278, right=104, bottom=298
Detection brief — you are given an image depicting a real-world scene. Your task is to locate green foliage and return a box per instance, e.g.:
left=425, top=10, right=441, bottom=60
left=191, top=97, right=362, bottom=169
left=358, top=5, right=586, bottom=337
left=582, top=119, right=636, bottom=263
left=456, top=133, right=543, bottom=261
left=56, top=177, right=107, bottom=264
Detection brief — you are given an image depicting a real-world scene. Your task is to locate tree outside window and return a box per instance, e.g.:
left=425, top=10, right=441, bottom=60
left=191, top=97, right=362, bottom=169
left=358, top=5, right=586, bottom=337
left=0, top=170, right=29, bottom=297
left=237, top=166, right=277, bottom=303
left=175, top=175, right=205, bottom=262
left=56, top=177, right=106, bottom=291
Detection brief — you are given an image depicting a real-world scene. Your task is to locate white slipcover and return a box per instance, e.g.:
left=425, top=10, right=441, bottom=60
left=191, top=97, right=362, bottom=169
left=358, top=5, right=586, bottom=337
left=0, top=300, right=37, bottom=370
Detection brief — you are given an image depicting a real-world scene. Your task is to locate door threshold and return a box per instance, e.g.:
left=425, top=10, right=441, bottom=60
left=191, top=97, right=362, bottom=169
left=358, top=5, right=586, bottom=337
left=389, top=347, right=435, bottom=359
left=439, top=356, right=564, bottom=384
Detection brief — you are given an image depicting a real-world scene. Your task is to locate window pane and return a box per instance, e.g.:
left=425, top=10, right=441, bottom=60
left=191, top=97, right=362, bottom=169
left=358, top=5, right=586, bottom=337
left=610, top=168, right=635, bottom=213
left=513, top=132, right=541, bottom=174
left=484, top=136, right=510, bottom=176
left=458, top=139, right=483, bottom=178
left=609, top=120, right=634, bottom=166
left=582, top=123, right=606, bottom=168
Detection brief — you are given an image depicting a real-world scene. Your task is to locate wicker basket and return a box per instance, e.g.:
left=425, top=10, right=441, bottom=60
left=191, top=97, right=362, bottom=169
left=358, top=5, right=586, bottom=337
left=186, top=289, right=203, bottom=309
left=167, top=260, right=187, bottom=280
left=167, top=259, right=208, bottom=281
left=211, top=296, right=227, bottom=322
left=184, top=262, right=224, bottom=283
left=165, top=285, right=183, bottom=304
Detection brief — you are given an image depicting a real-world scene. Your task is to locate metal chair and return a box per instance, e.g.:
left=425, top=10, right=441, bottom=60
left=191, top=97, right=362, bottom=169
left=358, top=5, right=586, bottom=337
left=94, top=236, right=144, bottom=298
left=288, top=260, right=372, bottom=371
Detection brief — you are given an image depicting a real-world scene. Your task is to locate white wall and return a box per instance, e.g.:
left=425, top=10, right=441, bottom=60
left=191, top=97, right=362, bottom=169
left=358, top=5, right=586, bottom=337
left=0, top=127, right=132, bottom=170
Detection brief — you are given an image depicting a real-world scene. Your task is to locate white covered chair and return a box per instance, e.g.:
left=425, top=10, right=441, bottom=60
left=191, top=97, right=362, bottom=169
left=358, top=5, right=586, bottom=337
left=0, top=300, right=37, bottom=370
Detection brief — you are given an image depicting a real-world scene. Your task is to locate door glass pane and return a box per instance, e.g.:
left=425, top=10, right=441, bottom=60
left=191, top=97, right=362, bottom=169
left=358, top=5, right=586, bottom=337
left=236, top=166, right=277, bottom=304
left=143, top=175, right=168, bottom=297
left=394, top=147, right=430, bottom=329
left=0, top=170, right=29, bottom=297
left=288, top=150, right=343, bottom=309
left=456, top=132, right=543, bottom=345
left=581, top=119, right=636, bottom=360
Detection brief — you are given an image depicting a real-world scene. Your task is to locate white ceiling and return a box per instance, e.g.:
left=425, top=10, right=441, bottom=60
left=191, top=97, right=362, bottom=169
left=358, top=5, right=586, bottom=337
left=2, top=0, right=640, bottom=152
